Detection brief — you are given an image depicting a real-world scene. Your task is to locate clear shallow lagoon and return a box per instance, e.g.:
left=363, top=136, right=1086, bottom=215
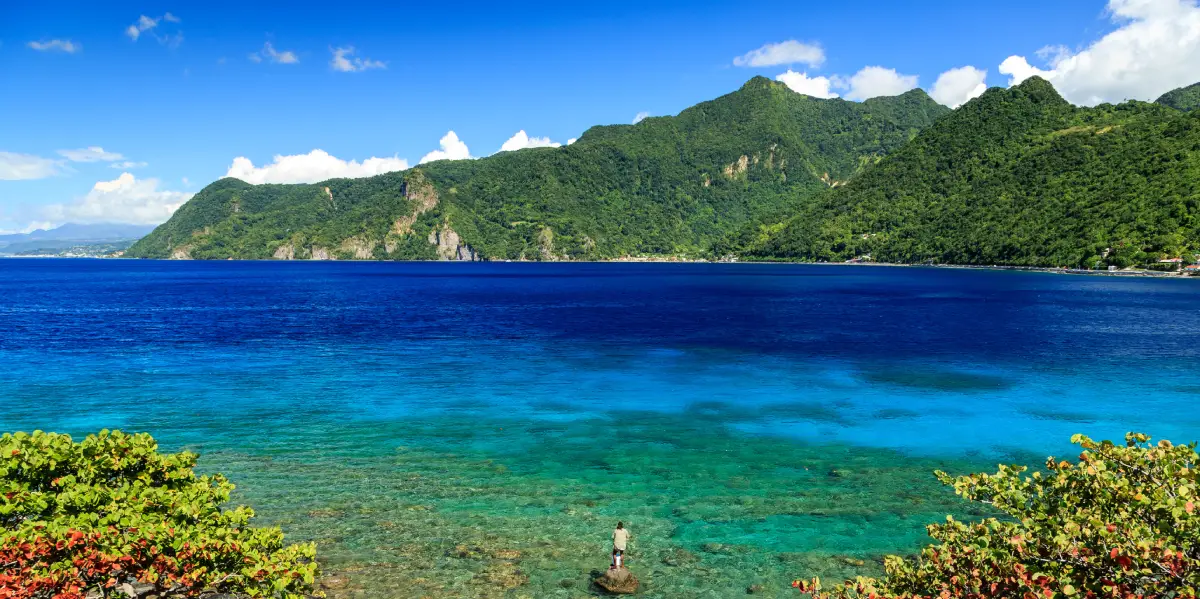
left=2, top=260, right=1198, bottom=597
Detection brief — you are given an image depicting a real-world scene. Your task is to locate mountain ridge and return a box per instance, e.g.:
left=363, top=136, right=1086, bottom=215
left=739, top=77, right=1200, bottom=268
left=129, top=77, right=1200, bottom=268
left=128, top=78, right=950, bottom=260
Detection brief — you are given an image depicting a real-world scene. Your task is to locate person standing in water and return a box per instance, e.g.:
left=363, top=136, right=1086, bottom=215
left=611, top=521, right=630, bottom=569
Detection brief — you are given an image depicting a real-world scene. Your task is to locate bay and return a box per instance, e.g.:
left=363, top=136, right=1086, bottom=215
left=2, top=260, right=1197, bottom=597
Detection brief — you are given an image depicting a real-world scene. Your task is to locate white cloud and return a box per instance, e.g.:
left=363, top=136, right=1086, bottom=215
left=111, top=161, right=148, bottom=169
left=28, top=39, right=80, bottom=53
left=419, top=131, right=471, bottom=164
left=998, top=56, right=1052, bottom=87
left=58, top=146, right=123, bottom=163
left=999, top=0, right=1200, bottom=105
left=15, top=221, right=57, bottom=234
left=251, top=41, right=299, bottom=64
left=42, top=173, right=192, bottom=225
left=182, top=177, right=191, bottom=186
left=125, top=14, right=183, bottom=47
left=929, top=66, right=989, bottom=108
left=225, top=149, right=410, bottom=184
left=330, top=46, right=386, bottom=72
left=567, top=138, right=577, bottom=145
left=775, top=70, right=840, bottom=98
left=0, top=152, right=62, bottom=180
left=734, top=40, right=825, bottom=68
left=633, top=112, right=650, bottom=124
left=841, top=66, right=919, bottom=101
left=126, top=15, right=159, bottom=41
left=498, top=130, right=561, bottom=153
left=0, top=221, right=57, bottom=235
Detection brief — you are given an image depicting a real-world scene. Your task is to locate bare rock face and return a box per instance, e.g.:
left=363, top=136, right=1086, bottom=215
left=339, top=236, right=376, bottom=260
left=593, top=566, right=639, bottom=594
left=427, top=224, right=478, bottom=261
left=273, top=243, right=296, bottom=260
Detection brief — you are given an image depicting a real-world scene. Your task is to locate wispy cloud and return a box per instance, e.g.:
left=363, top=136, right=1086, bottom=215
left=329, top=46, right=386, bottom=72
left=27, top=39, right=81, bottom=53
left=0, top=152, right=62, bottom=180
left=126, top=15, right=159, bottom=41
left=126, top=13, right=183, bottom=47
left=632, top=112, right=650, bottom=124
left=250, top=41, right=299, bottom=64
left=111, top=161, right=148, bottom=169
left=58, top=147, right=124, bottom=163
left=734, top=40, right=825, bottom=68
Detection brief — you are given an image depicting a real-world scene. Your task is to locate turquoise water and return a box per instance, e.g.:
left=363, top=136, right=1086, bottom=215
left=1, top=260, right=1198, bottom=597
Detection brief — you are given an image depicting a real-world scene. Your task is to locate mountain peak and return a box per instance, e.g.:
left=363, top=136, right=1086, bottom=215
left=1011, top=76, right=1067, bottom=104
left=740, top=75, right=776, bottom=89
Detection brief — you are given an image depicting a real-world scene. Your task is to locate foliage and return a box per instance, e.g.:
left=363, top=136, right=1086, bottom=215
left=126, top=77, right=949, bottom=261
left=129, top=77, right=1200, bottom=266
left=743, top=78, right=1200, bottom=268
left=1157, top=82, right=1200, bottom=113
left=0, top=430, right=317, bottom=598
left=791, top=432, right=1200, bottom=599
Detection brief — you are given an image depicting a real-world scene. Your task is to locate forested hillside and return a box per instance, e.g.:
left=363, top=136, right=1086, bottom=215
left=126, top=77, right=949, bottom=260
left=739, top=78, right=1200, bottom=268
left=1157, top=82, right=1200, bottom=113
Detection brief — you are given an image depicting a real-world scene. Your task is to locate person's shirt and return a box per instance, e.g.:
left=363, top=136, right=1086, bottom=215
left=613, top=528, right=629, bottom=551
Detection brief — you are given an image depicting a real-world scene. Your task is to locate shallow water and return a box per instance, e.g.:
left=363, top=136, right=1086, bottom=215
left=1, top=260, right=1197, bottom=597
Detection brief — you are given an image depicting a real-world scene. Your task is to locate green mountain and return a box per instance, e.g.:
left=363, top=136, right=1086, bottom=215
left=127, top=77, right=949, bottom=261
left=1156, top=82, right=1200, bottom=112
left=739, top=77, right=1200, bottom=268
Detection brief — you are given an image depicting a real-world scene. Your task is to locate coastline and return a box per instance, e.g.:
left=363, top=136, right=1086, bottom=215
left=7, top=254, right=1196, bottom=278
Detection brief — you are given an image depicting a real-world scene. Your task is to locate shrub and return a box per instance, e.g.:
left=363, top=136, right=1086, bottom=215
left=0, top=430, right=317, bottom=598
left=793, top=433, right=1199, bottom=598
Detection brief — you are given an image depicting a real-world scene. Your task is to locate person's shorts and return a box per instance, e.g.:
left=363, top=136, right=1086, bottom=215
left=613, top=548, right=624, bottom=556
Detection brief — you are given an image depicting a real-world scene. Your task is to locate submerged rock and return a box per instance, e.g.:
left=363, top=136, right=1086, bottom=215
left=475, top=562, right=528, bottom=590
left=661, top=547, right=699, bottom=567
left=593, top=566, right=639, bottom=594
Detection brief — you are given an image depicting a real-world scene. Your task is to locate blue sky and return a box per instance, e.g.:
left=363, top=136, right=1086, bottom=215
left=2, top=0, right=1198, bottom=232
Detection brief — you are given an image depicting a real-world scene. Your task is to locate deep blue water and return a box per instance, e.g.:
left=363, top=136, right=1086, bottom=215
left=2, top=260, right=1198, bottom=597
left=3, top=260, right=1197, bottom=455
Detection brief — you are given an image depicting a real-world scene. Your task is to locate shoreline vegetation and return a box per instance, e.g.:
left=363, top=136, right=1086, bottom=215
left=5, top=430, right=1197, bottom=597
left=15, top=253, right=1198, bottom=279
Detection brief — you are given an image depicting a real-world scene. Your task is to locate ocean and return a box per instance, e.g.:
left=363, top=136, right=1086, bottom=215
left=2, top=259, right=1197, bottom=597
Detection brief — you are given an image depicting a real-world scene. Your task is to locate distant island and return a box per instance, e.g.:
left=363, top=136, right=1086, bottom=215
left=126, top=77, right=1200, bottom=271
left=0, top=223, right=153, bottom=258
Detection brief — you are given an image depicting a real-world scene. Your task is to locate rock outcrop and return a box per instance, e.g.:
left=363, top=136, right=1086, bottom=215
left=272, top=243, right=296, bottom=260
left=723, top=155, right=750, bottom=180
left=593, top=566, right=639, bottom=595
left=339, top=236, right=376, bottom=260
left=392, top=170, right=439, bottom=237
left=428, top=223, right=478, bottom=261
